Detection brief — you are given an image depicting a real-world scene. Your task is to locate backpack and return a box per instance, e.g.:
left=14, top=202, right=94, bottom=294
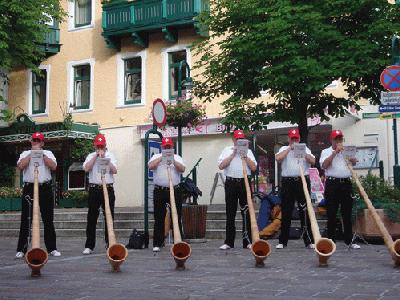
left=126, top=229, right=145, bottom=249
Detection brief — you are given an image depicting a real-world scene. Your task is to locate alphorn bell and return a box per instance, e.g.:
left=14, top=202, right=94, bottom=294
left=101, top=173, right=128, bottom=272
left=167, top=166, right=192, bottom=270
left=347, top=162, right=400, bottom=266
left=241, top=158, right=271, bottom=267
left=299, top=165, right=336, bottom=266
left=25, top=165, right=48, bottom=277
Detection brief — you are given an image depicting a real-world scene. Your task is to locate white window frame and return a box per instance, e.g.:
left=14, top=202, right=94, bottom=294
left=161, top=45, right=192, bottom=102
left=68, top=162, right=86, bottom=190
left=116, top=50, right=147, bottom=108
left=67, top=58, right=95, bottom=113
left=68, top=0, right=95, bottom=32
left=27, top=65, right=50, bottom=117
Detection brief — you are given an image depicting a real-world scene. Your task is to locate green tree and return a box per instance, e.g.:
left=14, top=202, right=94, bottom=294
left=194, top=0, right=400, bottom=141
left=0, top=0, right=65, bottom=120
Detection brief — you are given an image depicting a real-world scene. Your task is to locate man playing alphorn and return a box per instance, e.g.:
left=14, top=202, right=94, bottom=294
left=15, top=132, right=60, bottom=258
left=275, top=128, right=315, bottom=249
left=218, top=129, right=257, bottom=250
left=82, top=133, right=118, bottom=255
left=320, top=130, right=360, bottom=249
left=148, top=137, right=186, bottom=252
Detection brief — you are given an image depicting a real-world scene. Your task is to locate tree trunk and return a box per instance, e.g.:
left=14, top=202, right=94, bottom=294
left=297, top=104, right=309, bottom=144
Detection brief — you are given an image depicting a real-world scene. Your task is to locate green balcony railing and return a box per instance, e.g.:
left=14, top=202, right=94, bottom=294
left=39, top=27, right=61, bottom=55
left=102, top=0, right=208, bottom=48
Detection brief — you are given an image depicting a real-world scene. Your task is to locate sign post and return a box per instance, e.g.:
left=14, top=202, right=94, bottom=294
left=143, top=99, right=165, bottom=247
left=380, top=35, right=400, bottom=186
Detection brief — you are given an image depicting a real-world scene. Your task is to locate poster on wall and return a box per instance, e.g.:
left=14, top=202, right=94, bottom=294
left=354, top=147, right=378, bottom=169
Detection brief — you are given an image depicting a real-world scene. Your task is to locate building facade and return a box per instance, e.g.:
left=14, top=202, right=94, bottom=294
left=1, top=0, right=398, bottom=207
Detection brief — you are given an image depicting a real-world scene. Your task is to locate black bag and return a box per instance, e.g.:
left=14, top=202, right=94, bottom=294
left=126, top=229, right=145, bottom=249
left=288, top=227, right=302, bottom=239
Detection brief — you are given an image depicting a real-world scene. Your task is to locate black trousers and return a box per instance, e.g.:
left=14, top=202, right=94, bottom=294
left=325, top=178, right=353, bottom=245
left=153, top=186, right=183, bottom=248
left=279, top=177, right=314, bottom=246
left=85, top=186, right=115, bottom=250
left=224, top=178, right=252, bottom=248
left=17, top=183, right=57, bottom=253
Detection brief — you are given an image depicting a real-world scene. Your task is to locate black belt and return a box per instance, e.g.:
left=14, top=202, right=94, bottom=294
left=89, top=183, right=114, bottom=188
left=282, top=176, right=309, bottom=181
left=24, top=181, right=52, bottom=187
left=327, top=177, right=351, bottom=183
left=154, top=185, right=179, bottom=190
left=226, top=176, right=251, bottom=182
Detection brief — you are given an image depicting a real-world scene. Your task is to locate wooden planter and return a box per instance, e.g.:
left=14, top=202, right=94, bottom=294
left=0, top=198, right=21, bottom=211
left=354, top=209, right=400, bottom=241
left=59, top=198, right=88, bottom=208
left=182, top=204, right=208, bottom=240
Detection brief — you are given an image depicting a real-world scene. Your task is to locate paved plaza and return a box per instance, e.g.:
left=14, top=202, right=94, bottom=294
left=0, top=237, right=399, bottom=299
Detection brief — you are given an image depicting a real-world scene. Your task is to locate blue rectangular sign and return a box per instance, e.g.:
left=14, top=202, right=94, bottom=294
left=148, top=141, right=161, bottom=179
left=379, top=105, right=400, bottom=113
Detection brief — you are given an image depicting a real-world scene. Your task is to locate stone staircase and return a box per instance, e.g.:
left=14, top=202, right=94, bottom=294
left=0, top=204, right=327, bottom=241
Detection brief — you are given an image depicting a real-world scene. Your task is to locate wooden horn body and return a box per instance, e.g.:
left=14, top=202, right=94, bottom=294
left=167, top=167, right=192, bottom=270
left=25, top=166, right=48, bottom=277
left=102, top=175, right=128, bottom=272
left=348, top=162, right=400, bottom=266
left=299, top=165, right=336, bottom=267
left=241, top=159, right=271, bottom=267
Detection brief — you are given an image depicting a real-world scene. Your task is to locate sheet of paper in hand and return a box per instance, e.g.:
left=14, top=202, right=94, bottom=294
left=343, top=146, right=356, bottom=160
left=293, top=143, right=306, bottom=159
left=31, top=150, right=44, bottom=166
left=236, top=139, right=249, bottom=157
left=96, top=158, right=111, bottom=175
left=162, top=149, right=175, bottom=165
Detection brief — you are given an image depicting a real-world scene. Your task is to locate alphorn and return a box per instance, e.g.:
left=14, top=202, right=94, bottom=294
left=299, top=165, right=336, bottom=266
left=25, top=165, right=48, bottom=277
left=241, top=158, right=271, bottom=267
left=167, top=166, right=192, bottom=270
left=347, top=162, right=400, bottom=266
left=101, top=173, right=128, bottom=272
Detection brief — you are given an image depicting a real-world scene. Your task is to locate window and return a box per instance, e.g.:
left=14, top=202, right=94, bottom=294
left=73, top=65, right=90, bottom=109
left=32, top=70, right=47, bottom=114
left=124, top=57, right=142, bottom=104
left=68, top=162, right=86, bottom=190
left=168, top=50, right=187, bottom=100
left=75, top=0, right=92, bottom=27
left=117, top=51, right=146, bottom=107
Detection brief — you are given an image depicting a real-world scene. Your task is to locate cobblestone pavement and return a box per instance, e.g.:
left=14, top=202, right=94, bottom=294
left=0, top=237, right=399, bottom=300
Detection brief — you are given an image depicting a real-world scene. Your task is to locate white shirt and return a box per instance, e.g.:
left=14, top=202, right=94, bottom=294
left=217, top=146, right=257, bottom=178
left=148, top=154, right=185, bottom=187
left=17, top=150, right=57, bottom=183
left=83, top=151, right=117, bottom=184
left=277, top=145, right=314, bottom=177
left=320, top=146, right=351, bottom=178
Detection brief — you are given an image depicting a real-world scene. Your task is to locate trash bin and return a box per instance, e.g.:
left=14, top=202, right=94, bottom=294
left=182, top=204, right=207, bottom=240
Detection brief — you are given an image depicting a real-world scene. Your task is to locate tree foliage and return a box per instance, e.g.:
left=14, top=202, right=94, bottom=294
left=193, top=0, right=400, bottom=141
left=0, top=0, right=64, bottom=72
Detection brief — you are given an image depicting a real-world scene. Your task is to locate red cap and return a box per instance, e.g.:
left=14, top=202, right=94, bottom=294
left=94, top=134, right=106, bottom=146
left=233, top=130, right=245, bottom=139
left=331, top=129, right=344, bottom=139
left=288, top=128, right=300, bottom=139
left=31, top=132, right=44, bottom=141
left=161, top=137, right=174, bottom=147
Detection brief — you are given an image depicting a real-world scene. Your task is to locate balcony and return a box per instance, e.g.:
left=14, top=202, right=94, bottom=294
left=39, top=26, right=61, bottom=55
left=102, top=0, right=209, bottom=49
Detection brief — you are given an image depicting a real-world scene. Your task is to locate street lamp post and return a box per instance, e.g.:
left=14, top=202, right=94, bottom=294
left=176, top=60, right=194, bottom=157
left=392, top=35, right=400, bottom=187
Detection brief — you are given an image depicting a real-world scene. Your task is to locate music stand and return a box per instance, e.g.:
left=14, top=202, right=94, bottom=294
left=348, top=194, right=368, bottom=250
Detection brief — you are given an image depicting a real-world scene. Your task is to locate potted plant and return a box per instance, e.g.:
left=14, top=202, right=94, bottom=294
left=166, top=100, right=206, bottom=129
left=0, top=186, right=22, bottom=211
left=179, top=158, right=207, bottom=241
left=353, top=174, right=400, bottom=241
left=60, top=190, right=89, bottom=208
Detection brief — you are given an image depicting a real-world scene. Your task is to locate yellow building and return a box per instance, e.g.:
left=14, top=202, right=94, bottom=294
left=1, top=0, right=392, bottom=208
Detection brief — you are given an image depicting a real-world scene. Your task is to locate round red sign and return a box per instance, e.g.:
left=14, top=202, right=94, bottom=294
left=152, top=98, right=167, bottom=127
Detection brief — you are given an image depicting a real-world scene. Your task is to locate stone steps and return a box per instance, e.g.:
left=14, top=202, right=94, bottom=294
left=0, top=206, right=327, bottom=240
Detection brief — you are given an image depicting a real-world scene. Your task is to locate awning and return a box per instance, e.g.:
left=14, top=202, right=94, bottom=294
left=0, top=113, right=98, bottom=143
